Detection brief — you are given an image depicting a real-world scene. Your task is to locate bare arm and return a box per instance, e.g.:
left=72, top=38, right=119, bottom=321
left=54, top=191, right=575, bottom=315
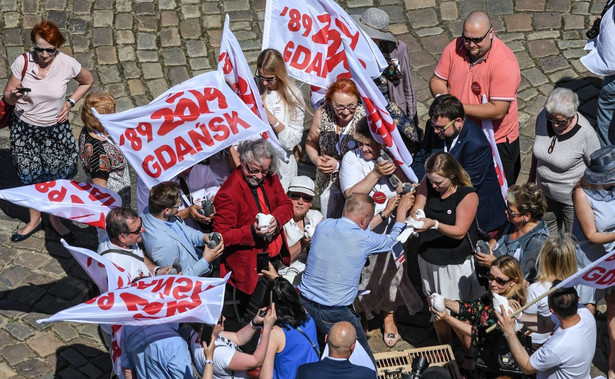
left=429, top=75, right=449, bottom=97
left=305, top=108, right=322, bottom=166
left=574, top=187, right=615, bottom=245
left=409, top=177, right=428, bottom=215
left=417, top=192, right=479, bottom=240
left=227, top=305, right=277, bottom=371
left=58, top=67, right=94, bottom=123
left=343, top=160, right=396, bottom=198
left=369, top=195, right=400, bottom=230
left=258, top=325, right=283, bottom=379
left=463, top=100, right=511, bottom=121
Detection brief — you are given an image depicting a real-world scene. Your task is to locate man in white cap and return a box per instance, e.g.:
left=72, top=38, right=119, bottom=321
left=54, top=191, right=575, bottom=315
left=278, top=176, right=324, bottom=285
left=429, top=11, right=521, bottom=185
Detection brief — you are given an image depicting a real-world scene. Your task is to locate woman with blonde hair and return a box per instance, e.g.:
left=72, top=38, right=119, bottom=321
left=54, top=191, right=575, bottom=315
left=411, top=152, right=484, bottom=348
left=256, top=48, right=306, bottom=190
left=431, top=255, right=526, bottom=378
left=524, top=235, right=578, bottom=346
left=78, top=92, right=131, bottom=206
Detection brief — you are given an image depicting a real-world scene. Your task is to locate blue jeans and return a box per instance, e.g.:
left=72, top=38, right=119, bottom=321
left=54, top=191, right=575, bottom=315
left=597, top=75, right=615, bottom=146
left=300, top=295, right=374, bottom=363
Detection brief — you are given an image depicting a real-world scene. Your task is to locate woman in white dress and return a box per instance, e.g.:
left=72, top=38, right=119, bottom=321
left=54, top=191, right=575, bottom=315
left=256, top=49, right=306, bottom=190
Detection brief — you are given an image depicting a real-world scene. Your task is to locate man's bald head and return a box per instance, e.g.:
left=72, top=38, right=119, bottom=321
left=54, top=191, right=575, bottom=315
left=464, top=11, right=490, bottom=29
left=327, top=321, right=357, bottom=358
left=342, top=193, right=375, bottom=230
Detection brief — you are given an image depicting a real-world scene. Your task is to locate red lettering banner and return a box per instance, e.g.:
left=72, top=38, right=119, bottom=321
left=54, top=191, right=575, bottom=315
left=94, top=71, right=270, bottom=189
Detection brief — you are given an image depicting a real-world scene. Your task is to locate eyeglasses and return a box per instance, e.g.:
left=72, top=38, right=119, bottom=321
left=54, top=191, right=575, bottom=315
left=33, top=47, right=57, bottom=54
left=462, top=26, right=492, bottom=44
left=126, top=217, right=143, bottom=235
left=255, top=72, right=277, bottom=83
left=488, top=274, right=512, bottom=285
left=169, top=203, right=181, bottom=209
left=333, top=103, right=358, bottom=112
left=546, top=114, right=572, bottom=126
left=288, top=192, right=313, bottom=202
left=357, top=140, right=373, bottom=148
left=245, top=165, right=270, bottom=175
left=506, top=206, right=519, bottom=217
left=433, top=118, right=456, bottom=133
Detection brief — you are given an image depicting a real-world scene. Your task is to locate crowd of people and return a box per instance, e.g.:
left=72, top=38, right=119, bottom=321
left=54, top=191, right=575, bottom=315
left=2, top=4, right=615, bottom=379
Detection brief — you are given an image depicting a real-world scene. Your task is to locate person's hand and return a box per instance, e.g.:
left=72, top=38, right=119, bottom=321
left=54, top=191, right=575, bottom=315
left=259, top=261, right=279, bottom=280
left=203, top=239, right=224, bottom=263
left=155, top=265, right=174, bottom=276
left=429, top=305, right=449, bottom=322
left=373, top=160, right=396, bottom=178
left=495, top=305, right=517, bottom=337
left=9, top=87, right=26, bottom=102
left=253, top=307, right=267, bottom=326
left=263, top=303, right=277, bottom=329
left=474, top=251, right=496, bottom=267
left=414, top=217, right=437, bottom=232
left=396, top=191, right=415, bottom=220
left=189, top=204, right=213, bottom=224
left=200, top=325, right=219, bottom=360
left=57, top=101, right=71, bottom=123
left=254, top=216, right=278, bottom=238
left=384, top=195, right=401, bottom=215
left=316, top=155, right=338, bottom=174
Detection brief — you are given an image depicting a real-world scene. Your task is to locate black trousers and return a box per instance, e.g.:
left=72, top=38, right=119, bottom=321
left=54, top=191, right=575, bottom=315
left=496, top=137, right=521, bottom=186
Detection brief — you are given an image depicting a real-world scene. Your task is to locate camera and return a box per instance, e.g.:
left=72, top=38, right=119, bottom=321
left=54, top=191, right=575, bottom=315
left=376, top=150, right=402, bottom=188
left=586, top=17, right=601, bottom=39
left=207, top=232, right=222, bottom=249
left=400, top=356, right=429, bottom=378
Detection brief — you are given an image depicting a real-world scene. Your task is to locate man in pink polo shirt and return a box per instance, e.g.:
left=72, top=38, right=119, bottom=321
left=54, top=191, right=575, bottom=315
left=429, top=11, right=521, bottom=184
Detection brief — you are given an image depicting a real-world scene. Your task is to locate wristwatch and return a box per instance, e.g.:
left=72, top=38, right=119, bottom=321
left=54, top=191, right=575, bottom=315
left=67, top=98, right=76, bottom=107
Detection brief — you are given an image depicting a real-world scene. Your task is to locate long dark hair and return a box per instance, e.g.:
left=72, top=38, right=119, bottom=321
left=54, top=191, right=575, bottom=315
left=263, top=277, right=309, bottom=329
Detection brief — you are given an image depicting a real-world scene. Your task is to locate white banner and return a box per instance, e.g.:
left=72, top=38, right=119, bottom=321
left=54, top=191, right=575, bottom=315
left=558, top=251, right=615, bottom=289
left=346, top=48, right=418, bottom=183
left=481, top=95, right=508, bottom=200
left=94, top=71, right=270, bottom=189
left=62, top=240, right=133, bottom=293
left=0, top=180, right=121, bottom=229
left=218, top=14, right=287, bottom=161
left=262, top=0, right=386, bottom=90
left=38, top=274, right=229, bottom=326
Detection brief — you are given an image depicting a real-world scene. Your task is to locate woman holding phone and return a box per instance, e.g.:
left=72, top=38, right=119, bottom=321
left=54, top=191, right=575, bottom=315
left=3, top=20, right=93, bottom=242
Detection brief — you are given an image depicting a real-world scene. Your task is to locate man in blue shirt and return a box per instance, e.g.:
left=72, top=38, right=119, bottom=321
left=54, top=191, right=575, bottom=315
left=298, top=192, right=414, bottom=359
left=141, top=181, right=223, bottom=277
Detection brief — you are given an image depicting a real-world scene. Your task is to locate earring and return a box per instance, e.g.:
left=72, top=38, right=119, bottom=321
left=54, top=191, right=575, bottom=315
left=522, top=218, right=527, bottom=225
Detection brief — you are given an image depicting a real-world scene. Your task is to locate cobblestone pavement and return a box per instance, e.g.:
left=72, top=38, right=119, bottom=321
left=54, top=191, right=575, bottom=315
left=0, top=0, right=608, bottom=377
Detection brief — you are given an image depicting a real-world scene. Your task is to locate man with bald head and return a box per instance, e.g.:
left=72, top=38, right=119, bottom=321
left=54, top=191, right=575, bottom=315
left=298, top=192, right=414, bottom=361
left=296, top=321, right=377, bottom=378
left=429, top=11, right=521, bottom=185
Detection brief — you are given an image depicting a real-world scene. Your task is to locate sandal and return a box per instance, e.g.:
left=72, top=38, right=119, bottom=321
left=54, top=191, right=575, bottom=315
left=383, top=332, right=400, bottom=347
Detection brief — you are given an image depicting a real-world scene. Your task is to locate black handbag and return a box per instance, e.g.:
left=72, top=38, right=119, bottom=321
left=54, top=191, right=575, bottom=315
left=475, top=331, right=533, bottom=376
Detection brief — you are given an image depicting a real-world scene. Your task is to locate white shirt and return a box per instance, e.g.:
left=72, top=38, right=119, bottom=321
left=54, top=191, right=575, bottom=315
left=279, top=209, right=324, bottom=285
left=530, top=307, right=596, bottom=379
left=581, top=5, right=615, bottom=76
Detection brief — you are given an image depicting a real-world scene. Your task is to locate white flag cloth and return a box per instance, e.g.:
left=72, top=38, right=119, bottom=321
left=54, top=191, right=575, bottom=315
left=346, top=48, right=418, bottom=183
left=481, top=94, right=508, bottom=200
left=110, top=325, right=125, bottom=379
left=558, top=250, right=615, bottom=289
left=262, top=0, right=386, bottom=91
left=218, top=14, right=287, bottom=161
left=94, top=70, right=270, bottom=189
left=62, top=240, right=133, bottom=293
left=0, top=180, right=121, bottom=229
left=38, top=274, right=229, bottom=326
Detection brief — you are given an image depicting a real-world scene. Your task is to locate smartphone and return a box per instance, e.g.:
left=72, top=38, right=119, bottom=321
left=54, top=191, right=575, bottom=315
left=257, top=252, right=269, bottom=272
left=199, top=323, right=214, bottom=346
left=17, top=87, right=31, bottom=94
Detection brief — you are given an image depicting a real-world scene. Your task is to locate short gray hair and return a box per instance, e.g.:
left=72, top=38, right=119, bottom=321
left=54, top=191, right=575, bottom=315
left=237, top=138, right=279, bottom=174
left=544, top=87, right=579, bottom=118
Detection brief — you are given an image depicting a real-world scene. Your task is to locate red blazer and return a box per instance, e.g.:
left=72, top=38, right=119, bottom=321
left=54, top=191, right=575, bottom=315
left=213, top=168, right=293, bottom=294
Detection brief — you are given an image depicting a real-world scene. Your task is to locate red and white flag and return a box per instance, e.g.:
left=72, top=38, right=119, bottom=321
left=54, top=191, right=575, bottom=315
left=481, top=95, right=509, bottom=200
left=262, top=0, right=387, bottom=106
left=62, top=240, right=133, bottom=293
left=218, top=14, right=286, bottom=160
left=346, top=47, right=418, bottom=183
left=558, top=251, right=615, bottom=289
left=0, top=180, right=121, bottom=229
left=38, top=274, right=229, bottom=326
left=94, top=70, right=270, bottom=189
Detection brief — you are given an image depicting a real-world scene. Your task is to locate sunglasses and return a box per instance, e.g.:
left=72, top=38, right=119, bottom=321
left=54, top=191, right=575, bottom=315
left=288, top=192, right=313, bottom=202
left=462, top=26, right=492, bottom=44
left=506, top=206, right=519, bottom=217
left=546, top=114, right=572, bottom=126
left=255, top=73, right=277, bottom=83
left=488, top=274, right=512, bottom=286
left=126, top=217, right=143, bottom=235
left=433, top=118, right=456, bottom=133
left=33, top=47, right=57, bottom=54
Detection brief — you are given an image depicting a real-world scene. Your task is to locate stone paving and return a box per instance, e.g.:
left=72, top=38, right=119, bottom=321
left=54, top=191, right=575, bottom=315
left=0, top=0, right=609, bottom=377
